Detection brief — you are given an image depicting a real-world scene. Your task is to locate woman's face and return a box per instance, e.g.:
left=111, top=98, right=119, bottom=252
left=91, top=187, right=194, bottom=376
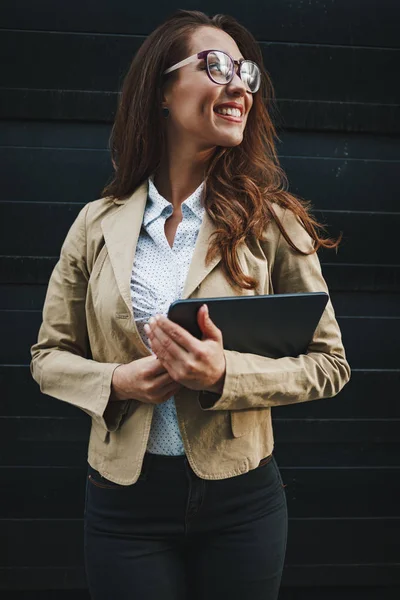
left=162, top=26, right=254, bottom=151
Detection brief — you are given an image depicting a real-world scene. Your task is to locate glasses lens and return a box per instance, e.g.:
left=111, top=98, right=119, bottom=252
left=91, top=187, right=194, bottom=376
left=207, top=51, right=233, bottom=84
left=240, top=60, right=261, bottom=93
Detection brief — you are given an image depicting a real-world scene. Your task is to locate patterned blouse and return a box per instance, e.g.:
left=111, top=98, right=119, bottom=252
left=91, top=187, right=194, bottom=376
left=130, top=175, right=205, bottom=455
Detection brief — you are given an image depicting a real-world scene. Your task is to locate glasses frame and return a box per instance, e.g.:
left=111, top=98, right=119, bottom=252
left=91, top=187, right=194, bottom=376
left=163, top=49, right=261, bottom=93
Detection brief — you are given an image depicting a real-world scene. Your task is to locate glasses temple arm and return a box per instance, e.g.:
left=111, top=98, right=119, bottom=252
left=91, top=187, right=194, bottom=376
left=164, top=53, right=199, bottom=75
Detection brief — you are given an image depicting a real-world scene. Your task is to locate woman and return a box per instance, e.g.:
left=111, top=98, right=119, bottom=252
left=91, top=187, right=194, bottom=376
left=30, top=9, right=350, bottom=600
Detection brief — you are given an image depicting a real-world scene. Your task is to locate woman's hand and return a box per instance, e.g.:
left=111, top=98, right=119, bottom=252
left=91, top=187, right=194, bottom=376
left=110, top=356, right=182, bottom=405
left=144, top=304, right=226, bottom=394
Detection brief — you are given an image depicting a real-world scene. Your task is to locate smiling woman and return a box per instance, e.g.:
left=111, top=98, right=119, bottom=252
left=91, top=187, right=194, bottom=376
left=30, top=8, right=350, bottom=600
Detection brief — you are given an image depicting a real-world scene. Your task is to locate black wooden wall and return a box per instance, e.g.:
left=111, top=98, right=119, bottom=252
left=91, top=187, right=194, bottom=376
left=1, top=1, right=399, bottom=598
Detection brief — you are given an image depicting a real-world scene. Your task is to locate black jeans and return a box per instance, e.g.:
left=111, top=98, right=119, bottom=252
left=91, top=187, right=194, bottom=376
left=84, top=452, right=288, bottom=600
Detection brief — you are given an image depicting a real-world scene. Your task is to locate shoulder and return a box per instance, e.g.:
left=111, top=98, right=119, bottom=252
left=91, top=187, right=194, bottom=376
left=85, top=196, right=120, bottom=229
left=61, top=196, right=121, bottom=269
left=262, top=202, right=314, bottom=255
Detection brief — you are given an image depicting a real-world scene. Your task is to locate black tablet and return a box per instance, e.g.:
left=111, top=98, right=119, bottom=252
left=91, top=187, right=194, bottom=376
left=168, top=292, right=329, bottom=359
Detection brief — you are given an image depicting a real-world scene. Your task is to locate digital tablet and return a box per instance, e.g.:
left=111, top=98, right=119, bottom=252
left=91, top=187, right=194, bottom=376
left=168, top=292, right=329, bottom=359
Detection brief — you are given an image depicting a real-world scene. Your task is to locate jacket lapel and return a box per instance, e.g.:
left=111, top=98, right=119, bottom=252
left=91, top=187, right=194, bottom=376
left=101, top=180, right=223, bottom=311
left=182, top=210, right=222, bottom=299
left=100, top=181, right=148, bottom=315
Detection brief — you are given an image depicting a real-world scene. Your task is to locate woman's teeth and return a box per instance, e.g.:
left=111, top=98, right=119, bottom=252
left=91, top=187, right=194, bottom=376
left=215, top=107, right=241, bottom=118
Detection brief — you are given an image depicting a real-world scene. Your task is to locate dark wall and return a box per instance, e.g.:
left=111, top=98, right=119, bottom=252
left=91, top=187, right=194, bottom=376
left=1, top=1, right=399, bottom=598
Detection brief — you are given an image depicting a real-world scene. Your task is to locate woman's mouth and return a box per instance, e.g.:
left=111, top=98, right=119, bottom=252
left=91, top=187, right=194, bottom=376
left=213, top=108, right=243, bottom=123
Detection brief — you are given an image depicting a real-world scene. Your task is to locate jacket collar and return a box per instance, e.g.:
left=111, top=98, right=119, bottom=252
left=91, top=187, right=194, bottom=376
left=101, top=180, right=222, bottom=315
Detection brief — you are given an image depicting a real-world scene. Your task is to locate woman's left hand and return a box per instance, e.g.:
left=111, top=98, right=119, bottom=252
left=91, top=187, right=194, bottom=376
left=144, top=304, right=226, bottom=394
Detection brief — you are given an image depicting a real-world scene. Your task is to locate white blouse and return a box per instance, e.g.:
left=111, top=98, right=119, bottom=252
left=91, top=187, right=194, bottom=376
left=130, top=175, right=205, bottom=455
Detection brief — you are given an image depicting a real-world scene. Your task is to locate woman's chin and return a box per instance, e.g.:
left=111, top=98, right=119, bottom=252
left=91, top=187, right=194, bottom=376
left=218, top=135, right=244, bottom=148
left=210, top=130, right=244, bottom=148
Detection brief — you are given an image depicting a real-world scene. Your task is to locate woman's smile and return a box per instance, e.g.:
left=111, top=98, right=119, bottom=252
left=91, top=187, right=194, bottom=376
left=214, top=111, right=243, bottom=123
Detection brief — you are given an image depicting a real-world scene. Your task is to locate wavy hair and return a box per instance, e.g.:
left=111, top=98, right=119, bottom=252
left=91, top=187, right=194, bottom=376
left=102, top=9, right=341, bottom=290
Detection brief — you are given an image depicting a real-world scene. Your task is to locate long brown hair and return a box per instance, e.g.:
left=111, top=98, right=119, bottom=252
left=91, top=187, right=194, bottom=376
left=102, top=9, right=341, bottom=290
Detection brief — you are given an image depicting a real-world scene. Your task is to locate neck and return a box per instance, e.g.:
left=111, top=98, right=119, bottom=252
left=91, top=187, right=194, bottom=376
left=154, top=139, right=216, bottom=210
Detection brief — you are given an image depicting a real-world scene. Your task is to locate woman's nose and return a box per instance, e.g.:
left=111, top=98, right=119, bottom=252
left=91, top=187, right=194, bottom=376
left=226, top=70, right=247, bottom=95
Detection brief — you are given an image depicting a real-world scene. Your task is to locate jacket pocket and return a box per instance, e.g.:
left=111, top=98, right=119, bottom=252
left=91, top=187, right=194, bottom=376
left=230, top=407, right=270, bottom=438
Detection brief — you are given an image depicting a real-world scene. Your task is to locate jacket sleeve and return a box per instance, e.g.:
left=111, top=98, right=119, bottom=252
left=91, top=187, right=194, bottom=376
left=30, top=203, right=128, bottom=431
left=199, top=207, right=351, bottom=411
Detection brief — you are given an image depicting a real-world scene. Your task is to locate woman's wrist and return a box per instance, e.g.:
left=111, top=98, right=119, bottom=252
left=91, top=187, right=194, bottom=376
left=110, top=364, right=129, bottom=401
left=204, top=367, right=226, bottom=395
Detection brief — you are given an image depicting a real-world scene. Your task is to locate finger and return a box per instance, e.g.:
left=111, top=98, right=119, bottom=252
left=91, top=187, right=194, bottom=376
left=146, top=358, right=170, bottom=377
left=150, top=323, right=188, bottom=363
left=149, top=315, right=202, bottom=354
left=151, top=351, right=180, bottom=383
left=150, top=371, right=177, bottom=387
left=197, top=304, right=222, bottom=342
left=151, top=382, right=181, bottom=405
left=161, top=382, right=181, bottom=397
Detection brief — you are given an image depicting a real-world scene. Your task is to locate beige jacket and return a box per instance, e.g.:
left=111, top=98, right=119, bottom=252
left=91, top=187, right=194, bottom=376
left=30, top=181, right=350, bottom=484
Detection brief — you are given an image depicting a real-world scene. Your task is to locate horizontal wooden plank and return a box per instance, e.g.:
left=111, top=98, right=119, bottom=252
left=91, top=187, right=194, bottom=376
left=282, top=157, right=399, bottom=213
left=0, top=417, right=90, bottom=443
left=0, top=285, right=47, bottom=310
left=1, top=88, right=397, bottom=134
left=1, top=203, right=399, bottom=264
left=1, top=257, right=398, bottom=292
left=286, top=518, right=400, bottom=564
left=0, top=202, right=83, bottom=256
left=277, top=98, right=400, bottom=135
left=1, top=466, right=399, bottom=519
left=0, top=256, right=57, bottom=285
left=1, top=432, right=399, bottom=469
left=329, top=292, right=400, bottom=318
left=8, top=414, right=396, bottom=445
left=1, top=415, right=399, bottom=467
left=3, top=307, right=399, bottom=368
left=2, top=285, right=399, bottom=317
left=3, top=518, right=399, bottom=566
left=2, top=367, right=399, bottom=420
left=273, top=370, right=400, bottom=419
left=322, top=264, right=400, bottom=293
left=274, top=442, right=400, bottom=468
left=1, top=147, right=111, bottom=205
left=2, top=32, right=398, bottom=104
left=273, top=419, right=400, bottom=444
left=338, top=316, right=400, bottom=369
left=2, top=122, right=398, bottom=162
left=0, top=89, right=117, bottom=123
left=281, top=567, right=400, bottom=588
left=1, top=570, right=399, bottom=593
left=2, top=147, right=398, bottom=213
left=0, top=119, right=110, bottom=149
left=0, top=440, right=88, bottom=467
left=1, top=575, right=400, bottom=597
left=316, top=212, right=399, bottom=266
left=280, top=468, right=400, bottom=518
left=0, top=567, right=86, bottom=591
left=2, top=520, right=84, bottom=567
left=279, top=131, right=400, bottom=162
left=1, top=0, right=398, bottom=47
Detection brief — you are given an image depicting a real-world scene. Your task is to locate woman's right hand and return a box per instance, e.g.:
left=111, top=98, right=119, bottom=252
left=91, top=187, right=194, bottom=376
left=110, top=356, right=182, bottom=405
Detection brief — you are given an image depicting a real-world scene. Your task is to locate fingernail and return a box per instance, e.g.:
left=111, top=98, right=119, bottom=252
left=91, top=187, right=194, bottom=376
left=149, top=317, right=156, bottom=326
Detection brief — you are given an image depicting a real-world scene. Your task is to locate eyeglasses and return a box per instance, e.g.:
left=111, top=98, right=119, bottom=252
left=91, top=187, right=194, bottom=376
left=163, top=49, right=261, bottom=94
